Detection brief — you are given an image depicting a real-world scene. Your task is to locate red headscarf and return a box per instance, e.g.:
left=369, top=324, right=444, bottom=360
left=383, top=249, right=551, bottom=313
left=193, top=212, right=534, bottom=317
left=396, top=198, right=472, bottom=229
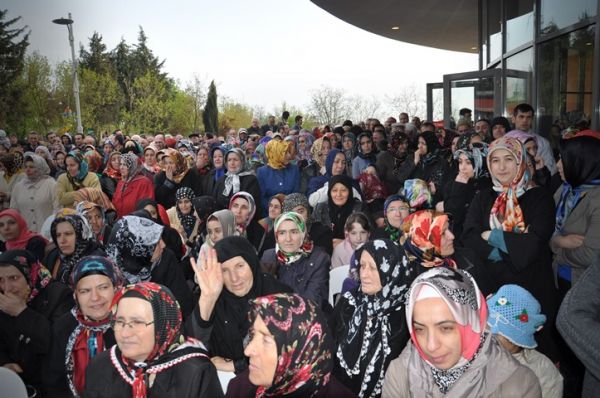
left=0, top=209, right=48, bottom=250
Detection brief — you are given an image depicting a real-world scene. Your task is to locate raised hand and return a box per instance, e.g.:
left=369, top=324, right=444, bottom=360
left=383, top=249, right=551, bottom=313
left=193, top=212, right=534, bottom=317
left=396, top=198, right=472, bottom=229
left=191, top=248, right=224, bottom=300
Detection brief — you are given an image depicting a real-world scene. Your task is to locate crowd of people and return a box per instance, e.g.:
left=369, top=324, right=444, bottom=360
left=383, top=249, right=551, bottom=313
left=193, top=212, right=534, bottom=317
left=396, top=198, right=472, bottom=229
left=0, top=103, right=598, bottom=397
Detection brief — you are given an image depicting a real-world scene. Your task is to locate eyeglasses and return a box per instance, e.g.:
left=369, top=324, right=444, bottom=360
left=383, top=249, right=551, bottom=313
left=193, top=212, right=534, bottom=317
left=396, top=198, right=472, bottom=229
left=111, top=319, right=154, bottom=332
left=387, top=206, right=409, bottom=213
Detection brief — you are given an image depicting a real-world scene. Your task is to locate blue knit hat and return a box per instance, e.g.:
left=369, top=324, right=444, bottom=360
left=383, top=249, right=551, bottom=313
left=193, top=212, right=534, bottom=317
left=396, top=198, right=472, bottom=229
left=486, top=284, right=546, bottom=348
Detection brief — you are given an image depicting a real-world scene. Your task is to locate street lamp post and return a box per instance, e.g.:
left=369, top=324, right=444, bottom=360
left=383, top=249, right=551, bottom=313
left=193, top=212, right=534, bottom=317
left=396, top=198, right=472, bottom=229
left=52, top=13, right=83, bottom=135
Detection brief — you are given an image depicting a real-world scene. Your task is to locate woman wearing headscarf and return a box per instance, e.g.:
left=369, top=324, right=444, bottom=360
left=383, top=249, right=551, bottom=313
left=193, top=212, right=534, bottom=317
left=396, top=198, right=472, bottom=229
left=61, top=133, right=73, bottom=152
left=42, top=256, right=122, bottom=397
left=167, top=187, right=200, bottom=247
left=83, top=282, right=223, bottom=397
left=396, top=131, right=450, bottom=204
left=229, top=191, right=268, bottom=256
left=0, top=209, right=48, bottom=261
left=187, top=236, right=292, bottom=374
left=256, top=140, right=300, bottom=216
left=76, top=200, right=112, bottom=245
left=214, top=148, right=261, bottom=211
left=308, top=148, right=362, bottom=207
left=226, top=293, right=355, bottom=398
left=382, top=267, right=541, bottom=397
left=0, top=250, right=72, bottom=396
left=342, top=132, right=357, bottom=174
left=83, top=149, right=103, bottom=175
left=313, top=175, right=364, bottom=246
left=141, top=145, right=161, bottom=178
left=56, top=151, right=101, bottom=208
left=53, top=149, right=67, bottom=177
left=190, top=195, right=218, bottom=249
left=35, top=145, right=59, bottom=178
left=461, top=136, right=558, bottom=360
left=135, top=198, right=184, bottom=258
left=106, top=215, right=193, bottom=317
left=258, top=193, right=285, bottom=233
left=332, top=239, right=418, bottom=398
left=44, top=213, right=104, bottom=284
left=352, top=132, right=378, bottom=178
left=10, top=153, right=58, bottom=233
left=100, top=151, right=121, bottom=200
left=197, top=209, right=237, bottom=259
left=301, top=136, right=331, bottom=194
left=372, top=194, right=410, bottom=241
left=0, top=152, right=25, bottom=210
left=112, top=152, right=154, bottom=218
left=261, top=212, right=330, bottom=309
left=203, top=146, right=226, bottom=198
left=154, top=148, right=203, bottom=209
left=296, top=130, right=314, bottom=168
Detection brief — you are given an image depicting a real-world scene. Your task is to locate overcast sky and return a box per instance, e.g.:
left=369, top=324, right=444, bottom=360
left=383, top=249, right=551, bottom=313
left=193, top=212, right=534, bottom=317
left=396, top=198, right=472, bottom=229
left=4, top=0, right=477, bottom=117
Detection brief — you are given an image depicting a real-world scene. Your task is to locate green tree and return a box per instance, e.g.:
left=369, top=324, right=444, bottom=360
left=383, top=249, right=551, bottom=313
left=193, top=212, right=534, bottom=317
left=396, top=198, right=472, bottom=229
left=20, top=52, right=55, bottom=133
left=168, top=87, right=197, bottom=134
left=79, top=32, right=111, bottom=74
left=79, top=68, right=122, bottom=133
left=203, top=80, right=218, bottom=133
left=0, top=9, right=30, bottom=131
left=126, top=71, right=171, bottom=133
left=219, top=98, right=253, bottom=132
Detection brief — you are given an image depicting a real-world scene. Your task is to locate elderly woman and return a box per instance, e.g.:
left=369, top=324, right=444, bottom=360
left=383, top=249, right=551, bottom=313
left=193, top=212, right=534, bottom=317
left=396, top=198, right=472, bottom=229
left=56, top=152, right=101, bottom=208
left=462, top=136, right=558, bottom=360
left=226, top=293, right=355, bottom=397
left=332, top=239, right=417, bottom=398
left=44, top=213, right=104, bottom=284
left=282, top=193, right=333, bottom=256
left=75, top=201, right=112, bottom=245
left=106, top=215, right=193, bottom=317
left=112, top=152, right=155, bottom=218
left=261, top=212, right=330, bottom=308
left=10, top=153, right=58, bottom=232
left=229, top=191, right=267, bottom=256
left=382, top=267, right=541, bottom=397
left=43, top=256, right=122, bottom=396
left=0, top=250, right=72, bottom=396
left=258, top=193, right=285, bottom=233
left=372, top=194, right=410, bottom=241
left=187, top=236, right=292, bottom=374
left=154, top=148, right=203, bottom=209
left=0, top=209, right=48, bottom=261
left=214, top=148, right=260, bottom=211
left=83, top=282, right=223, bottom=397
left=256, top=140, right=300, bottom=216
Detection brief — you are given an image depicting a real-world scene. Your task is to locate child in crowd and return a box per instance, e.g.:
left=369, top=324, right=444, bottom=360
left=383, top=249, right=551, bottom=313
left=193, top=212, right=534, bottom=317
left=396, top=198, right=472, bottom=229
left=331, top=212, right=371, bottom=268
left=487, top=284, right=563, bottom=398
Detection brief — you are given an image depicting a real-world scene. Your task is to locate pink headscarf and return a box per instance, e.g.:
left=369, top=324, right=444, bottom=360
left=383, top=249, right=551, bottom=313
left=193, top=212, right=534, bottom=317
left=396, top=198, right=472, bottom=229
left=0, top=209, right=48, bottom=250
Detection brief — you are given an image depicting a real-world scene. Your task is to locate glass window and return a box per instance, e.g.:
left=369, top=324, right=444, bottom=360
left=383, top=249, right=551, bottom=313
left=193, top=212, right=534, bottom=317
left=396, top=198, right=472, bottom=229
left=537, top=26, right=595, bottom=136
left=506, top=0, right=534, bottom=52
left=450, top=77, right=495, bottom=123
left=540, top=0, right=597, bottom=34
left=488, top=0, right=502, bottom=62
left=505, top=48, right=533, bottom=116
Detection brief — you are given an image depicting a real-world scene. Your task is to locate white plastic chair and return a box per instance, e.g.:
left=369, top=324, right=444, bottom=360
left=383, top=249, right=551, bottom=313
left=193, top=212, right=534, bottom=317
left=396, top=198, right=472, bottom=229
left=0, top=367, right=28, bottom=398
left=329, top=264, right=350, bottom=306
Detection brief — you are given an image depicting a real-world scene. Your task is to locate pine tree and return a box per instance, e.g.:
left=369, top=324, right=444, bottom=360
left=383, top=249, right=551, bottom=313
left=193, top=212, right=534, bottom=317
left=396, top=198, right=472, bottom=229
left=203, top=80, right=218, bottom=133
left=79, top=32, right=110, bottom=74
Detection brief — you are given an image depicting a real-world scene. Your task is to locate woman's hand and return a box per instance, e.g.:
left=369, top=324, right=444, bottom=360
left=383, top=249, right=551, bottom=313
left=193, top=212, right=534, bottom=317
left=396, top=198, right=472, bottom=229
left=210, top=356, right=235, bottom=372
left=481, top=230, right=492, bottom=241
left=165, top=163, right=175, bottom=181
left=552, top=234, right=585, bottom=249
left=0, top=292, right=27, bottom=317
left=191, top=249, right=223, bottom=300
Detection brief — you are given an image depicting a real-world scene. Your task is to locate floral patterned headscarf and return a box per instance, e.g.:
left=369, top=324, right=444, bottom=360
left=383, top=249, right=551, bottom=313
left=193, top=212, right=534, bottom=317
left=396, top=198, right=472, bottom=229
left=175, top=187, right=197, bottom=238
left=163, top=148, right=189, bottom=183
left=274, top=212, right=313, bottom=265
left=399, top=210, right=456, bottom=269
left=110, top=282, right=208, bottom=398
left=402, top=179, right=433, bottom=210
left=266, top=139, right=291, bottom=170
left=487, top=137, right=530, bottom=233
left=248, top=293, right=333, bottom=398
left=102, top=151, right=121, bottom=179
left=0, top=249, right=52, bottom=304
left=50, top=214, right=96, bottom=284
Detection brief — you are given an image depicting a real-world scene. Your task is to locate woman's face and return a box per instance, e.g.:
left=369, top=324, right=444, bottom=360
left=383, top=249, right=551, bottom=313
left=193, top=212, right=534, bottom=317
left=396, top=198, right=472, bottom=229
left=75, top=274, right=114, bottom=321
left=276, top=220, right=303, bottom=253
left=342, top=137, right=354, bottom=150
left=330, top=183, right=349, bottom=207
left=110, top=154, right=121, bottom=170
left=0, top=265, right=30, bottom=302
left=492, top=124, right=506, bottom=139
left=0, top=216, right=20, bottom=241
left=320, top=141, right=331, bottom=161
left=244, top=314, right=278, bottom=388
left=348, top=222, right=369, bottom=249
left=221, top=255, right=253, bottom=297
left=144, top=150, right=156, bottom=166
left=206, top=219, right=224, bottom=244
left=103, top=144, right=113, bottom=155
left=231, top=197, right=250, bottom=225
left=150, top=239, right=165, bottom=263
left=227, top=153, right=242, bottom=173
left=114, top=297, right=155, bottom=363
left=331, top=153, right=346, bottom=176
left=177, top=197, right=192, bottom=215
left=292, top=205, right=308, bottom=222
left=86, top=207, right=104, bottom=235
left=489, top=148, right=518, bottom=185
left=557, top=158, right=565, bottom=182
left=213, top=151, right=224, bottom=168
left=417, top=137, right=428, bottom=155
left=298, top=137, right=307, bottom=150
left=451, top=136, right=460, bottom=153
left=524, top=140, right=538, bottom=157
left=119, top=160, right=129, bottom=179
left=458, top=154, right=474, bottom=179
left=386, top=200, right=409, bottom=229
left=143, top=204, right=158, bottom=220
left=359, top=250, right=382, bottom=295
left=24, top=161, right=37, bottom=179
left=268, top=198, right=282, bottom=220
left=55, top=153, right=66, bottom=167
left=65, top=157, right=80, bottom=177
left=439, top=222, right=455, bottom=257
left=412, top=297, right=462, bottom=370
left=196, top=149, right=209, bottom=168
left=61, top=135, right=70, bottom=145
left=55, top=221, right=76, bottom=255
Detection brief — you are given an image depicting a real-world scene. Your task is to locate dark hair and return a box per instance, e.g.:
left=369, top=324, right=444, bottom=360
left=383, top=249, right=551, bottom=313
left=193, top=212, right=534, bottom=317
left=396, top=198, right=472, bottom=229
left=332, top=126, right=345, bottom=136
left=475, top=118, right=490, bottom=126
left=350, top=125, right=363, bottom=136
left=342, top=120, right=353, bottom=127
left=377, top=140, right=389, bottom=152
left=513, top=103, right=534, bottom=116
left=421, top=121, right=436, bottom=131
left=294, top=115, right=303, bottom=123
left=344, top=212, right=372, bottom=232
left=559, top=135, right=600, bottom=187
left=459, top=108, right=472, bottom=116
left=282, top=111, right=290, bottom=120
left=490, top=116, right=511, bottom=131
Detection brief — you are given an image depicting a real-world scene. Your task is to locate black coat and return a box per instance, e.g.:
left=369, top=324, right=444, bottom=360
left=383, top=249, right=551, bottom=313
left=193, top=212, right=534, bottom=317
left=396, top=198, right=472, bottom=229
left=0, top=236, right=47, bottom=262
left=43, top=311, right=116, bottom=397
left=154, top=168, right=204, bottom=209
left=395, top=153, right=450, bottom=203
left=150, top=248, right=194, bottom=318
left=0, top=281, right=72, bottom=392
left=83, top=349, right=224, bottom=397
left=212, top=174, right=261, bottom=212
left=443, top=177, right=492, bottom=237
left=43, top=244, right=105, bottom=284
left=460, top=186, right=559, bottom=361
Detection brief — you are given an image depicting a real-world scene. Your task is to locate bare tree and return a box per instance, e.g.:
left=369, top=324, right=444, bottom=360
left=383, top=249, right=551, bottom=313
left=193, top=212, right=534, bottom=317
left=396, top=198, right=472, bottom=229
left=308, top=85, right=349, bottom=126
left=346, top=95, right=382, bottom=124
left=386, top=84, right=427, bottom=119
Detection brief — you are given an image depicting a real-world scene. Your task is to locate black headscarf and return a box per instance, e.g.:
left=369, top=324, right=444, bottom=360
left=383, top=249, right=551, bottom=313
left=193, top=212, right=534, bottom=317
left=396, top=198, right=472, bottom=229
left=135, top=198, right=163, bottom=225
left=357, top=132, right=377, bottom=162
left=559, top=134, right=600, bottom=187
left=209, top=236, right=291, bottom=366
left=328, top=175, right=358, bottom=239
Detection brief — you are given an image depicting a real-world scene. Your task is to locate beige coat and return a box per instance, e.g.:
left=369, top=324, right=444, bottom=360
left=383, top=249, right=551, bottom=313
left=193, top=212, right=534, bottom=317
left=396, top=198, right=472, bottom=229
left=55, top=172, right=100, bottom=208
left=166, top=206, right=200, bottom=245
left=10, top=177, right=58, bottom=232
left=382, top=335, right=542, bottom=398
